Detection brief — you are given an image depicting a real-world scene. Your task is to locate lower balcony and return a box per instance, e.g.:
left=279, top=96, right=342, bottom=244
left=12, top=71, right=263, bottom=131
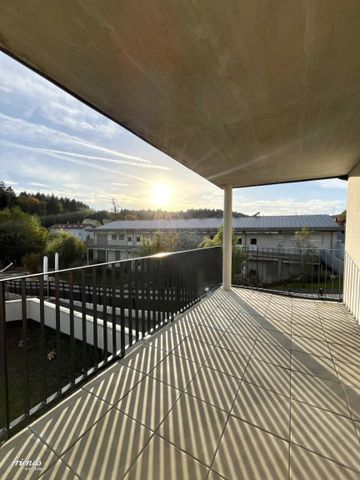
left=1, top=287, right=359, bottom=479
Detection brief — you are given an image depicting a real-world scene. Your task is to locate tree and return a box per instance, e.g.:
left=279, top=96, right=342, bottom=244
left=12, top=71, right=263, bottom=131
left=0, top=207, right=48, bottom=264
left=139, top=231, right=181, bottom=256
left=199, top=226, right=247, bottom=282
left=17, top=193, right=46, bottom=216
left=45, top=232, right=86, bottom=268
left=293, top=227, right=313, bottom=250
left=0, top=182, right=17, bottom=210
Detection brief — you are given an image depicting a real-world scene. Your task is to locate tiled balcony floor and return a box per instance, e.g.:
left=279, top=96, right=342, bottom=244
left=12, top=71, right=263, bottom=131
left=1, top=288, right=360, bottom=479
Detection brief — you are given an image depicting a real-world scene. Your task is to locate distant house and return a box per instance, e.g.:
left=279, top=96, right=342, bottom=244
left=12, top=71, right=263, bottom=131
left=87, top=215, right=343, bottom=262
left=49, top=223, right=94, bottom=242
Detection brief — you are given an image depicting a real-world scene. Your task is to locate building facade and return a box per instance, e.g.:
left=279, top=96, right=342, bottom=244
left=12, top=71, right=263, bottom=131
left=87, top=215, right=343, bottom=263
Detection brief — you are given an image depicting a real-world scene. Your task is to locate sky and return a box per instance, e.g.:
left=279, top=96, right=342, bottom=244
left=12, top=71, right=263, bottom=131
left=0, top=52, right=347, bottom=216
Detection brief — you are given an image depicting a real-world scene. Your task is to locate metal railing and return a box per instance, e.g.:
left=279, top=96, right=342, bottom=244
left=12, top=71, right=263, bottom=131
left=0, top=247, right=222, bottom=440
left=232, top=246, right=344, bottom=300
left=344, top=252, right=360, bottom=321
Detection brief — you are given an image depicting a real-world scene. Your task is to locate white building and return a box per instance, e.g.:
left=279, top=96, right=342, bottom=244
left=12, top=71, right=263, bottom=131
left=88, top=215, right=343, bottom=263
left=49, top=224, right=94, bottom=243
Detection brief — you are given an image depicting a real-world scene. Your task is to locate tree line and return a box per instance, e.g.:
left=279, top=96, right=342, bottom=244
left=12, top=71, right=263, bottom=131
left=0, top=181, right=89, bottom=216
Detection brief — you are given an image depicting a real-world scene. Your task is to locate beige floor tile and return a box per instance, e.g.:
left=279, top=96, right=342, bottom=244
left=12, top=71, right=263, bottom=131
left=291, top=371, right=348, bottom=415
left=0, top=429, right=58, bottom=480
left=40, top=460, right=80, bottom=479
left=83, top=363, right=144, bottom=405
left=217, top=332, right=255, bottom=356
left=145, top=330, right=185, bottom=352
left=291, top=335, right=331, bottom=357
left=62, top=409, right=152, bottom=480
left=120, top=345, right=168, bottom=374
left=291, top=351, right=338, bottom=382
left=326, top=330, right=360, bottom=350
left=150, top=353, right=199, bottom=391
left=208, top=471, right=226, bottom=480
left=252, top=340, right=291, bottom=368
left=213, top=416, right=289, bottom=480
left=124, top=434, right=209, bottom=479
left=30, top=389, right=110, bottom=456
left=172, top=337, right=214, bottom=365
left=186, top=365, right=241, bottom=411
left=190, top=324, right=225, bottom=346
left=232, top=381, right=290, bottom=439
left=290, top=444, right=360, bottom=479
left=205, top=346, right=248, bottom=379
left=329, top=343, right=360, bottom=366
left=227, top=320, right=260, bottom=339
left=335, top=360, right=360, bottom=388
left=116, top=376, right=181, bottom=430
left=169, top=318, right=196, bottom=336
left=291, top=401, right=360, bottom=470
left=244, top=358, right=291, bottom=396
left=257, top=329, right=292, bottom=350
left=158, top=394, right=228, bottom=466
left=343, top=385, right=360, bottom=421
left=291, top=323, right=326, bottom=340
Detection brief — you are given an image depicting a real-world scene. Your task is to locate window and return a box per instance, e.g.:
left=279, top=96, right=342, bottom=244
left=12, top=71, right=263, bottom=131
left=250, top=238, right=257, bottom=245
left=128, top=236, right=132, bottom=242
left=118, top=234, right=124, bottom=240
left=136, top=236, right=141, bottom=243
left=237, top=237, right=242, bottom=245
left=115, top=251, right=121, bottom=261
left=111, top=234, right=117, bottom=240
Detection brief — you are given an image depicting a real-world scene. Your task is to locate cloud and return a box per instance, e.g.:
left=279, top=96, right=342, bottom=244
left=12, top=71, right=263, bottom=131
left=233, top=196, right=346, bottom=216
left=316, top=179, right=348, bottom=190
left=0, top=139, right=168, bottom=171
left=28, top=182, right=49, bottom=187
left=0, top=53, right=120, bottom=138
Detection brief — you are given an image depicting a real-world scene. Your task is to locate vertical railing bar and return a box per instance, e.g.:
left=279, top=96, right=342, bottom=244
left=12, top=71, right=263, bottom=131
left=54, top=273, right=62, bottom=395
left=92, top=267, right=98, bottom=367
left=38, top=276, right=47, bottom=403
left=134, top=260, right=139, bottom=342
left=21, top=278, right=30, bottom=416
left=111, top=264, right=117, bottom=356
left=120, top=263, right=126, bottom=357
left=81, top=269, right=88, bottom=374
left=128, top=261, right=133, bottom=346
left=140, top=259, right=146, bottom=338
left=0, top=282, right=10, bottom=438
left=69, top=271, right=75, bottom=385
left=102, top=266, right=108, bottom=361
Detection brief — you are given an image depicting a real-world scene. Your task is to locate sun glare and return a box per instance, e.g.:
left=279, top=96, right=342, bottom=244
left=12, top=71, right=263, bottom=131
left=152, top=183, right=171, bottom=206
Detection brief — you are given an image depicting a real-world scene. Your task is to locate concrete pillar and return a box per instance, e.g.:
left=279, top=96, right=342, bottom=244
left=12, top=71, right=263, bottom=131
left=223, top=185, right=233, bottom=290
left=54, top=252, right=59, bottom=271
left=344, top=161, right=360, bottom=322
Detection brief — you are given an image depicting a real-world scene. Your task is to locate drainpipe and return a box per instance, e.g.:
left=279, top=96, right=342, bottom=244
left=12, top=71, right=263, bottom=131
left=223, top=185, right=233, bottom=290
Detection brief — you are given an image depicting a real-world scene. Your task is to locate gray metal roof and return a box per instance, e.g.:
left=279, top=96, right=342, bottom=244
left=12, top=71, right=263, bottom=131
left=95, top=215, right=341, bottom=232
left=233, top=215, right=341, bottom=232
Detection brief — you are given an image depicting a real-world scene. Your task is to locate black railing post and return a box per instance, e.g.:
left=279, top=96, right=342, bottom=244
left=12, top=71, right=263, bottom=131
left=0, top=282, right=10, bottom=439
left=38, top=276, right=47, bottom=403
left=54, top=274, right=62, bottom=395
left=21, top=279, right=30, bottom=416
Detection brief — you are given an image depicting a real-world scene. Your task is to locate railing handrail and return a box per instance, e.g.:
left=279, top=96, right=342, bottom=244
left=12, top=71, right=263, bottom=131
left=0, top=246, right=221, bottom=283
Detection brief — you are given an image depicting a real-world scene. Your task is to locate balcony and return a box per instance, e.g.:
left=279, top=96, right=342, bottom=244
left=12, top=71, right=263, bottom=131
left=1, top=283, right=360, bottom=479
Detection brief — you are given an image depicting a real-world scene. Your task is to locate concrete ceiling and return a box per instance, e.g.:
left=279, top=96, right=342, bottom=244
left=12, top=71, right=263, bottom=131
left=1, top=1, right=360, bottom=189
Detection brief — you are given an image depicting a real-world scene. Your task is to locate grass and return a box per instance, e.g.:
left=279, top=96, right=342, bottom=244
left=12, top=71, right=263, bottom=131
left=1, top=320, right=103, bottom=428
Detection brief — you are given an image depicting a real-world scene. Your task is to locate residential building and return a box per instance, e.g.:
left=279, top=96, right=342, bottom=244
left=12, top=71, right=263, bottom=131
left=49, top=223, right=95, bottom=243
left=88, top=215, right=342, bottom=262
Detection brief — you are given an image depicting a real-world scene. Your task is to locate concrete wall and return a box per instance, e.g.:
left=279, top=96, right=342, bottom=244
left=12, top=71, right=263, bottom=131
left=238, top=231, right=335, bottom=250
left=5, top=298, right=130, bottom=354
left=344, top=161, right=360, bottom=322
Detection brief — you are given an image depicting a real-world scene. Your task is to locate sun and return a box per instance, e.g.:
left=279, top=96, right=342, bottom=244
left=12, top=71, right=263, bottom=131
left=152, top=183, right=171, bottom=206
